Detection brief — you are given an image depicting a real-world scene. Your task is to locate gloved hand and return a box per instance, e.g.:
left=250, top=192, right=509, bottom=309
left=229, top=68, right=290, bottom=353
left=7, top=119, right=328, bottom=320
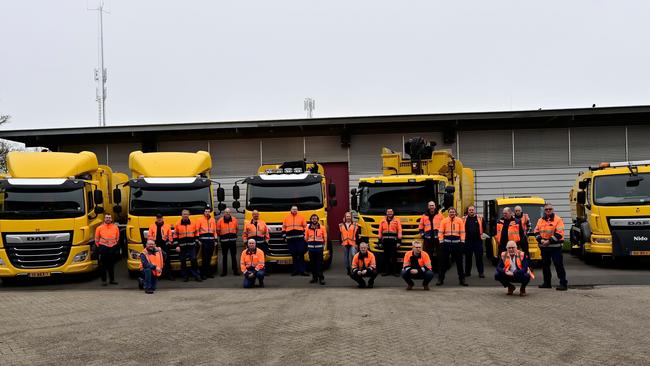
left=481, top=233, right=490, bottom=240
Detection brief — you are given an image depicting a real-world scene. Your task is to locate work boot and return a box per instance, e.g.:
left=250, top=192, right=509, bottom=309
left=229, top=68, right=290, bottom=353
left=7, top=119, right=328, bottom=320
left=319, top=279, right=326, bottom=285
left=207, top=273, right=215, bottom=279
left=519, top=287, right=527, bottom=297
left=392, top=272, right=400, bottom=277
left=507, top=285, right=515, bottom=295
left=357, top=282, right=366, bottom=289
left=145, top=289, right=154, bottom=294
left=291, top=272, right=299, bottom=277
left=195, top=276, right=203, bottom=282
left=183, top=277, right=190, bottom=282
left=101, top=281, right=108, bottom=287
left=556, top=285, right=568, bottom=291
left=435, top=281, right=444, bottom=286
left=423, top=285, right=430, bottom=291
left=367, top=280, right=374, bottom=289
left=347, top=269, right=351, bottom=276
left=459, top=280, right=468, bottom=287
left=538, top=283, right=552, bottom=289
left=479, top=273, right=485, bottom=278
left=200, top=275, right=207, bottom=280
left=465, top=273, right=472, bottom=277
left=300, top=272, right=310, bottom=277
left=406, top=284, right=413, bottom=291
left=309, top=278, right=318, bottom=284
left=258, top=280, right=265, bottom=288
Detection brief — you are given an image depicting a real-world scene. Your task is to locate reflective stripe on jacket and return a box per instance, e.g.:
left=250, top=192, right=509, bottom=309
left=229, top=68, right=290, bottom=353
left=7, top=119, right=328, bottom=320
left=534, top=214, right=565, bottom=247
left=95, top=223, right=120, bottom=247
left=305, top=226, right=327, bottom=250
left=147, top=223, right=173, bottom=243
left=243, top=220, right=270, bottom=243
left=196, top=216, right=217, bottom=237
left=282, top=214, right=307, bottom=239
left=419, top=213, right=444, bottom=238
left=173, top=220, right=197, bottom=241
left=240, top=249, right=265, bottom=272
left=379, top=218, right=402, bottom=240
left=438, top=217, right=466, bottom=242
left=496, top=219, right=521, bottom=243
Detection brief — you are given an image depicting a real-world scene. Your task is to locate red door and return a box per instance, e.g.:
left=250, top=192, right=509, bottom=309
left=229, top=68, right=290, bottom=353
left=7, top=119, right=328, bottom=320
left=322, top=162, right=349, bottom=244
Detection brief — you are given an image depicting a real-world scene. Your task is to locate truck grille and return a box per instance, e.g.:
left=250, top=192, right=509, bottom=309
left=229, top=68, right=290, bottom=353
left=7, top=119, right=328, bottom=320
left=608, top=217, right=650, bottom=256
left=3, top=232, right=73, bottom=269
left=267, top=224, right=290, bottom=257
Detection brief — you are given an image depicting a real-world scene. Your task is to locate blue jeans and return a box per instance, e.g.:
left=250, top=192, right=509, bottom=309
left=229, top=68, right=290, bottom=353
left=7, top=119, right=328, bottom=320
left=343, top=245, right=357, bottom=272
left=142, top=268, right=158, bottom=290
left=495, top=271, right=530, bottom=289
left=401, top=268, right=434, bottom=286
left=243, top=270, right=265, bottom=288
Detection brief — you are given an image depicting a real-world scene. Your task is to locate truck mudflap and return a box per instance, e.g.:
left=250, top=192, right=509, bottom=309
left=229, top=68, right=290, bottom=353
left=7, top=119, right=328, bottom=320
left=612, top=229, right=650, bottom=256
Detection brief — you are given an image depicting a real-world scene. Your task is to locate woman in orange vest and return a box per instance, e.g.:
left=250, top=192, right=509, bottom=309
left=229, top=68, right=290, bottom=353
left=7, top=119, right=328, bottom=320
left=95, top=213, right=120, bottom=286
left=139, top=239, right=164, bottom=294
left=339, top=212, right=360, bottom=276
left=306, top=214, right=327, bottom=285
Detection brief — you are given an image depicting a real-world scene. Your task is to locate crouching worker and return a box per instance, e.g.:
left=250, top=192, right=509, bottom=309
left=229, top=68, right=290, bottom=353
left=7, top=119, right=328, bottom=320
left=495, top=241, right=534, bottom=296
left=350, top=242, right=377, bottom=288
left=241, top=239, right=266, bottom=288
left=139, top=240, right=164, bottom=294
left=401, top=240, right=434, bottom=290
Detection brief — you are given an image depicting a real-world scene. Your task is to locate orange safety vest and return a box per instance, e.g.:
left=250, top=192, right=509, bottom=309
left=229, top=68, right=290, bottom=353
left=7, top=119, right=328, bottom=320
left=95, top=223, right=120, bottom=247
left=282, top=214, right=307, bottom=233
left=402, top=251, right=432, bottom=269
left=140, top=249, right=164, bottom=277
left=147, top=223, right=173, bottom=243
left=173, top=220, right=197, bottom=239
left=379, top=218, right=402, bottom=240
left=240, top=249, right=265, bottom=272
left=438, top=216, right=466, bottom=242
left=339, top=222, right=358, bottom=246
left=196, top=216, right=217, bottom=237
left=419, top=212, right=444, bottom=233
left=500, top=250, right=535, bottom=279
left=351, top=252, right=376, bottom=270
left=496, top=219, right=521, bottom=243
left=305, top=226, right=327, bottom=250
left=462, top=215, right=484, bottom=236
left=243, top=220, right=270, bottom=242
left=534, top=214, right=565, bottom=242
left=216, top=217, right=238, bottom=236
left=517, top=213, right=531, bottom=233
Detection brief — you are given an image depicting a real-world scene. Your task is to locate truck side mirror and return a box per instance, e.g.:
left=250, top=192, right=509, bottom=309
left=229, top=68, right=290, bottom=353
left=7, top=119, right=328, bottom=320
left=113, top=205, right=122, bottom=214
left=217, top=187, right=226, bottom=202
left=351, top=195, right=358, bottom=211
left=578, top=180, right=588, bottom=190
left=329, top=198, right=337, bottom=207
left=232, top=185, right=240, bottom=200
left=112, top=188, right=122, bottom=204
left=443, top=192, right=454, bottom=209
left=94, top=190, right=104, bottom=205
left=577, top=191, right=586, bottom=205
left=328, top=183, right=336, bottom=197
left=94, top=206, right=105, bottom=214
left=350, top=188, right=357, bottom=196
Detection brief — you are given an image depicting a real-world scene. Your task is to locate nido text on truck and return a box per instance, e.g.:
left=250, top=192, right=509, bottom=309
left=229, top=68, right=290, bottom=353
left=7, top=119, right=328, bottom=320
left=350, top=137, right=475, bottom=261
left=570, top=160, right=650, bottom=262
left=233, top=161, right=337, bottom=267
left=115, top=151, right=225, bottom=275
left=0, top=151, right=125, bottom=281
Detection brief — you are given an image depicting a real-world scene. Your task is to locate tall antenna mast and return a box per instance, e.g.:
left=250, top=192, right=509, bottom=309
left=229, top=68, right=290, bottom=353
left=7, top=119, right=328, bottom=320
left=304, top=98, right=315, bottom=118
left=89, top=0, right=108, bottom=127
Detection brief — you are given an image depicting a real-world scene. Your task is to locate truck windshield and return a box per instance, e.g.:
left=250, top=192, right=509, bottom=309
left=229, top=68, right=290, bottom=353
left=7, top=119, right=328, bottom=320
left=0, top=187, right=85, bottom=219
left=129, top=186, right=212, bottom=215
left=247, top=182, right=323, bottom=211
left=358, top=181, right=438, bottom=215
left=594, top=173, right=650, bottom=206
left=497, top=204, right=544, bottom=231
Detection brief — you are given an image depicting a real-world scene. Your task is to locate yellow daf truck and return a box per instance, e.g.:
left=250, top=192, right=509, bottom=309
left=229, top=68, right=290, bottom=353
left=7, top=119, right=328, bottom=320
left=232, top=161, right=337, bottom=268
left=114, top=151, right=224, bottom=275
left=0, top=151, right=122, bottom=281
left=570, top=160, right=650, bottom=263
left=350, top=137, right=475, bottom=261
left=483, top=196, right=545, bottom=265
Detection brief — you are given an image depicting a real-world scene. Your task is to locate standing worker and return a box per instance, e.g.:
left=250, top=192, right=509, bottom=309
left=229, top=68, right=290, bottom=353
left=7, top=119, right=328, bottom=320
left=350, top=242, right=377, bottom=288
left=243, top=210, right=270, bottom=255
left=495, top=240, right=533, bottom=296
left=95, top=213, right=120, bottom=286
left=534, top=204, right=567, bottom=291
left=283, top=206, right=308, bottom=277
left=419, top=201, right=443, bottom=262
left=197, top=208, right=217, bottom=279
left=241, top=239, right=266, bottom=288
left=401, top=240, right=434, bottom=290
left=463, top=206, right=488, bottom=278
left=147, top=213, right=174, bottom=280
left=496, top=207, right=525, bottom=255
left=514, top=205, right=531, bottom=254
left=216, top=208, right=239, bottom=277
left=339, top=212, right=360, bottom=276
left=438, top=207, right=467, bottom=286
left=379, top=208, right=402, bottom=277
left=139, top=239, right=164, bottom=294
left=306, top=214, right=327, bottom=285
left=174, top=209, right=202, bottom=282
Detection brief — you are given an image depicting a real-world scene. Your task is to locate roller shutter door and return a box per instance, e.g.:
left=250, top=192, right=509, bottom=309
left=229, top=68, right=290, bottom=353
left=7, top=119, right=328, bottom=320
left=628, top=125, right=650, bottom=161
left=514, top=128, right=569, bottom=167
left=262, top=137, right=304, bottom=164
left=107, top=143, right=141, bottom=174
left=305, top=136, right=347, bottom=163
left=349, top=134, right=403, bottom=174
left=210, top=139, right=261, bottom=177
left=570, top=126, right=625, bottom=166
left=459, top=130, right=513, bottom=169
left=157, top=140, right=209, bottom=153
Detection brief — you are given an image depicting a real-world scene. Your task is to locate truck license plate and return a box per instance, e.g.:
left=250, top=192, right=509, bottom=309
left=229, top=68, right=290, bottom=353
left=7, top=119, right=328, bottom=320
left=28, top=272, right=51, bottom=278
left=276, top=260, right=292, bottom=265
left=631, top=251, right=650, bottom=256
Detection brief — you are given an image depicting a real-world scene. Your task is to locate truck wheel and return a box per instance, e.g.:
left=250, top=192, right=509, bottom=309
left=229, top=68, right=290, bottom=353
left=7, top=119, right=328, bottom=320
left=323, top=241, right=333, bottom=270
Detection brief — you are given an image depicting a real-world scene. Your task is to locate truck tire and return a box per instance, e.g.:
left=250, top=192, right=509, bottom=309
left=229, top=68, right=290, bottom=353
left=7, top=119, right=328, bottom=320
left=323, top=241, right=333, bottom=270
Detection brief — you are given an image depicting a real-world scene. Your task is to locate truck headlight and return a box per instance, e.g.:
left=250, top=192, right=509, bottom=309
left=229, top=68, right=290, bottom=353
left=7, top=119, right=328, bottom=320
left=73, top=251, right=89, bottom=262
left=591, top=235, right=612, bottom=244
left=129, top=249, right=140, bottom=260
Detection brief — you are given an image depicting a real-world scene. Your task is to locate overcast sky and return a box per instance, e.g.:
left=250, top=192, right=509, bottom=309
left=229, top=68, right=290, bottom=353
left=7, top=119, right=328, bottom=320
left=1, top=1, right=649, bottom=130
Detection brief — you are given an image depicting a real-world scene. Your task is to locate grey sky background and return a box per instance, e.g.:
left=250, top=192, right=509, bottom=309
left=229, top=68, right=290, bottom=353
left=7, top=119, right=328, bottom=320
left=1, top=1, right=649, bottom=130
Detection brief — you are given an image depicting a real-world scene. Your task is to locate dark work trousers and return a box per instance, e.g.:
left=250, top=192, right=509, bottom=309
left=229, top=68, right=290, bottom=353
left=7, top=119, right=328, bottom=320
left=162, top=245, right=174, bottom=278
left=423, top=237, right=438, bottom=268
left=540, top=247, right=567, bottom=286
left=97, top=245, right=117, bottom=282
left=381, top=238, right=398, bottom=275
left=219, top=238, right=239, bottom=275
left=287, top=237, right=307, bottom=274
left=251, top=237, right=269, bottom=255
left=438, top=241, right=465, bottom=282
left=464, top=239, right=484, bottom=276
left=308, top=249, right=324, bottom=280
left=351, top=269, right=377, bottom=287
left=401, top=269, right=434, bottom=286
left=519, top=238, right=530, bottom=257
left=179, top=245, right=200, bottom=279
left=141, top=268, right=158, bottom=290
left=495, top=271, right=530, bottom=290
left=199, top=237, right=216, bottom=276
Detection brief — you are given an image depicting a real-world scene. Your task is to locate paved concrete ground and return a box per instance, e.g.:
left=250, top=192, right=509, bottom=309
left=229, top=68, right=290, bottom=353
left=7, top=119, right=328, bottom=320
left=1, top=285, right=649, bottom=366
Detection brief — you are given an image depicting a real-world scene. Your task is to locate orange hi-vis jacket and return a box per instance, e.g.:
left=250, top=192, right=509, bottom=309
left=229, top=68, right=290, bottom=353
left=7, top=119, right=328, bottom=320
left=305, top=225, right=327, bottom=250
left=140, top=249, right=164, bottom=277
left=174, top=219, right=197, bottom=245
left=496, top=219, right=521, bottom=243
left=500, top=250, right=535, bottom=279
left=196, top=216, right=217, bottom=238
left=216, top=217, right=238, bottom=243
left=339, top=222, right=358, bottom=246
left=534, top=214, right=565, bottom=248
left=402, top=250, right=432, bottom=270
left=462, top=214, right=485, bottom=236
left=438, top=216, right=466, bottom=242
left=240, top=248, right=265, bottom=273
left=379, top=217, right=402, bottom=240
left=419, top=212, right=444, bottom=239
left=95, top=223, right=120, bottom=247
left=147, top=223, right=173, bottom=244
left=243, top=220, right=270, bottom=243
left=351, top=252, right=376, bottom=271
left=517, top=213, right=531, bottom=233
left=282, top=213, right=307, bottom=239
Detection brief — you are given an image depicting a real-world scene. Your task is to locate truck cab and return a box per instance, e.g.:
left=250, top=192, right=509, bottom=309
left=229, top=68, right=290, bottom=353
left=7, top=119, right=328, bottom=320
left=570, top=160, right=650, bottom=262
left=0, top=151, right=120, bottom=281
left=234, top=161, right=336, bottom=268
left=483, top=196, right=545, bottom=264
